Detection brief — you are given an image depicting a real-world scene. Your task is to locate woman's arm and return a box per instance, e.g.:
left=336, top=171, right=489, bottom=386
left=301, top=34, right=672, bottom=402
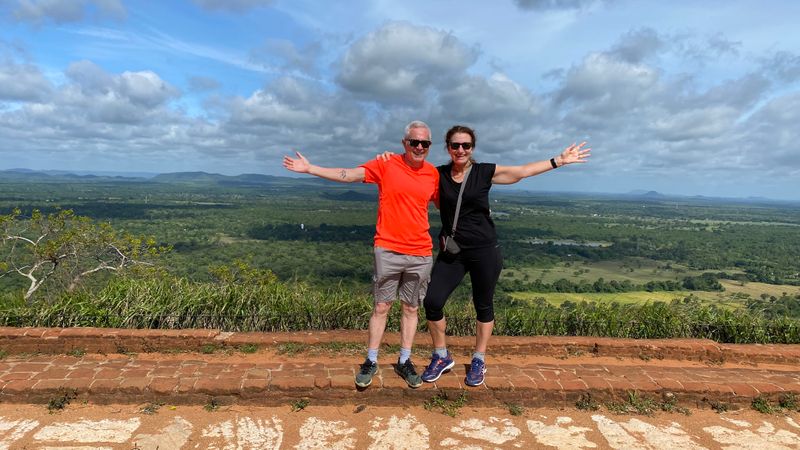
left=492, top=142, right=590, bottom=185
left=283, top=151, right=366, bottom=183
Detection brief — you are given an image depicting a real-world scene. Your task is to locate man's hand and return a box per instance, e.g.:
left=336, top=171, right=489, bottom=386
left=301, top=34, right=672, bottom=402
left=283, top=151, right=311, bottom=173
left=375, top=151, right=394, bottom=162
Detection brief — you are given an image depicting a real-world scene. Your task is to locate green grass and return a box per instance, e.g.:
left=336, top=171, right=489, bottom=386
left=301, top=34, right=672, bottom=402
left=505, top=258, right=704, bottom=285
left=2, top=270, right=799, bottom=344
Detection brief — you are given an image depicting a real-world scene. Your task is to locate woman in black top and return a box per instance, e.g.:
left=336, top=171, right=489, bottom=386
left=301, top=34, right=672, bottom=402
left=420, top=125, right=590, bottom=387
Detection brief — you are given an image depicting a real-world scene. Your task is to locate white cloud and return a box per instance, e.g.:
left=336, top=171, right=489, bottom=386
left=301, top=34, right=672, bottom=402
left=191, top=0, right=274, bottom=13
left=5, top=0, right=125, bottom=25
left=513, top=0, right=607, bottom=11
left=336, top=22, right=479, bottom=104
left=0, top=59, right=53, bottom=101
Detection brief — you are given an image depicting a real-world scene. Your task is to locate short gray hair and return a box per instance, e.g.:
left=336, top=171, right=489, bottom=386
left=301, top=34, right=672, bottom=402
left=404, top=120, right=431, bottom=139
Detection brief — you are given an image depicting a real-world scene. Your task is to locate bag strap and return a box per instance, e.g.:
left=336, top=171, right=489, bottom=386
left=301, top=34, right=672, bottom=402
left=451, top=164, right=472, bottom=235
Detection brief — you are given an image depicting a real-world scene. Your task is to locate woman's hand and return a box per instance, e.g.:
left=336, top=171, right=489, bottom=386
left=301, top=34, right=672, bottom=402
left=376, top=151, right=394, bottom=162
left=282, top=151, right=311, bottom=173
left=557, top=142, right=591, bottom=166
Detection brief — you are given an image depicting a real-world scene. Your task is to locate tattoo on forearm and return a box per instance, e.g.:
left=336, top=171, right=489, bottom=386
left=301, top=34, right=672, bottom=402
left=339, top=170, right=347, bottom=179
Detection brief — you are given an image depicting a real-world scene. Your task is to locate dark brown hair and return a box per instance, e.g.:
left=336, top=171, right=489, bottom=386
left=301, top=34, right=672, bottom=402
left=445, top=125, right=476, bottom=147
left=445, top=125, right=476, bottom=164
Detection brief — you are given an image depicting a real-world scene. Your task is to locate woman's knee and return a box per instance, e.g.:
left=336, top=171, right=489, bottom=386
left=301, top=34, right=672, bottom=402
left=476, top=308, right=494, bottom=323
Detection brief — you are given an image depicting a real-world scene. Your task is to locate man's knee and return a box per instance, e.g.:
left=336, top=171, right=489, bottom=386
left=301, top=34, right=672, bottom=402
left=372, top=301, right=392, bottom=316
left=401, top=302, right=418, bottom=315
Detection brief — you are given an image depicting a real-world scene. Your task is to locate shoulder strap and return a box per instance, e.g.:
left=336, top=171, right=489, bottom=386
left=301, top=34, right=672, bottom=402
left=451, top=164, right=472, bottom=234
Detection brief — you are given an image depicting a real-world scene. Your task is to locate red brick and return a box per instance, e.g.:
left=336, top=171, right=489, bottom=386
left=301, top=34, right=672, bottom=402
left=66, top=368, right=96, bottom=379
left=630, top=381, right=661, bottom=392
left=149, top=377, right=179, bottom=394
left=432, top=374, right=463, bottom=390
left=2, top=379, right=37, bottom=393
left=241, top=379, right=269, bottom=393
left=118, top=377, right=150, bottom=392
left=534, top=379, right=562, bottom=391
left=176, top=377, right=198, bottom=393
left=560, top=380, right=589, bottom=391
left=10, top=363, right=50, bottom=372
left=2, top=372, right=35, bottom=381
left=581, top=376, right=612, bottom=391
left=330, top=375, right=355, bottom=389
left=506, top=376, right=535, bottom=389
left=484, top=376, right=514, bottom=390
left=270, top=376, right=315, bottom=390
left=749, top=382, right=784, bottom=394
left=32, top=368, right=71, bottom=380
left=380, top=375, right=409, bottom=389
left=727, top=383, right=759, bottom=397
left=195, top=377, right=242, bottom=395
left=681, top=381, right=709, bottom=393
left=245, top=368, right=271, bottom=380
left=654, top=378, right=684, bottom=391
left=89, top=378, right=120, bottom=394
left=95, top=368, right=123, bottom=379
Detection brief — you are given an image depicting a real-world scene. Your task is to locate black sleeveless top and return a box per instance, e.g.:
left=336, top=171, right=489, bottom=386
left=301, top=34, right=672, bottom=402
left=437, top=162, right=497, bottom=250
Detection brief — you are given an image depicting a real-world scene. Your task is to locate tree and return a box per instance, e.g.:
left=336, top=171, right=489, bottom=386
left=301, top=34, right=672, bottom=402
left=1, top=208, right=165, bottom=302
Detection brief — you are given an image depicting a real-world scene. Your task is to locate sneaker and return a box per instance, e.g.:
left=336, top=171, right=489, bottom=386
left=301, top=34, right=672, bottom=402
left=421, top=352, right=455, bottom=382
left=355, top=359, right=378, bottom=387
left=395, top=359, right=423, bottom=388
left=464, top=357, right=486, bottom=387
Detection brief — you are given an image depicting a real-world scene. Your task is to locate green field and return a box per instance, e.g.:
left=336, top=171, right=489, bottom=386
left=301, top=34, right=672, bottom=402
left=2, top=171, right=800, bottom=342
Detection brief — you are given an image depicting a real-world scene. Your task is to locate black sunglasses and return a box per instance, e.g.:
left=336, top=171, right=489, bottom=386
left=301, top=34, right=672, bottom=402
left=449, top=142, right=473, bottom=150
left=406, top=139, right=432, bottom=148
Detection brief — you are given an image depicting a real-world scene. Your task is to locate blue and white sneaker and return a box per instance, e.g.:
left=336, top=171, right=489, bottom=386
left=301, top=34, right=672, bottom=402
left=421, top=352, right=455, bottom=382
left=464, top=357, right=486, bottom=387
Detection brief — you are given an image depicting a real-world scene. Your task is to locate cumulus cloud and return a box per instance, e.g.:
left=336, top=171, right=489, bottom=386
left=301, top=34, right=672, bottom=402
left=191, top=0, right=274, bottom=13
left=0, top=59, right=53, bottom=101
left=4, top=0, right=125, bottom=25
left=513, top=0, right=607, bottom=11
left=762, top=51, right=800, bottom=83
left=250, top=38, right=321, bottom=76
left=610, top=28, right=665, bottom=64
left=188, top=75, right=221, bottom=92
left=336, top=22, right=479, bottom=104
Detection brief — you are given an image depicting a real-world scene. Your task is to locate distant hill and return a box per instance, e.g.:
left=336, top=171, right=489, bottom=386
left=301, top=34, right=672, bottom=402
left=321, top=190, right=376, bottom=202
left=151, top=171, right=337, bottom=188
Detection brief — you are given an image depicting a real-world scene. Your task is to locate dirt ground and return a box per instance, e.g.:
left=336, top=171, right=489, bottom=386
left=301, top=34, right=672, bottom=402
left=2, top=401, right=800, bottom=449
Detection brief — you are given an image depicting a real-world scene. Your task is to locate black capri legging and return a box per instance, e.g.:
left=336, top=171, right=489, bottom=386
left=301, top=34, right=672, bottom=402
left=424, top=245, right=503, bottom=323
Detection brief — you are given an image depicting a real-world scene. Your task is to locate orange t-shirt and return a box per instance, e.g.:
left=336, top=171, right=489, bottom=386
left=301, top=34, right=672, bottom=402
left=360, top=154, right=439, bottom=256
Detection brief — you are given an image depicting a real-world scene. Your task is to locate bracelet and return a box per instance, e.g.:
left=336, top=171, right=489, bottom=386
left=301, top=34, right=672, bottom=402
left=549, top=157, right=558, bottom=169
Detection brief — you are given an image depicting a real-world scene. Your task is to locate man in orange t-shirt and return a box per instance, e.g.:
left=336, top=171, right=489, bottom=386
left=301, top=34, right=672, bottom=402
left=283, top=121, right=439, bottom=389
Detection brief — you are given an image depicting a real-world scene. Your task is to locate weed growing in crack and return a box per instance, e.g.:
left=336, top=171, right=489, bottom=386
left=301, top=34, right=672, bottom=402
left=47, top=389, right=78, bottom=413
left=575, top=393, right=600, bottom=411
left=751, top=395, right=775, bottom=414
left=139, top=402, right=164, bottom=415
left=204, top=397, right=220, bottom=412
left=423, top=391, right=468, bottom=417
left=291, top=399, right=310, bottom=412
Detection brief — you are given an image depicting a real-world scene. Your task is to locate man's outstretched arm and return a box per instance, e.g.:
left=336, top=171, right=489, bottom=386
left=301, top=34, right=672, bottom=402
left=282, top=151, right=366, bottom=183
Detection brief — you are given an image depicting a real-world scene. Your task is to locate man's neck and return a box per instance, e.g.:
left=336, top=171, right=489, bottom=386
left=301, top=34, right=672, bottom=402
left=402, top=153, right=424, bottom=169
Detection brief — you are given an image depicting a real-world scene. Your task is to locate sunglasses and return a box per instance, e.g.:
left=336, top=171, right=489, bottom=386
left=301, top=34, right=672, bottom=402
left=406, top=139, right=432, bottom=148
left=448, top=142, right=473, bottom=150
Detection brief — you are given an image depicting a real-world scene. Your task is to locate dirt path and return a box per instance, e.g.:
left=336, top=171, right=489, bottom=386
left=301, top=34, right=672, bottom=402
left=2, top=403, right=800, bottom=449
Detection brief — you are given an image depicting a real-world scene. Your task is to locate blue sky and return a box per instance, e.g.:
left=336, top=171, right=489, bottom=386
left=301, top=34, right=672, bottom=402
left=1, top=0, right=799, bottom=199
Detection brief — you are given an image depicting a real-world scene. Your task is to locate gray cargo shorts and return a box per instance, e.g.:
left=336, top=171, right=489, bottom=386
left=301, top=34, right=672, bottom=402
left=372, top=246, right=434, bottom=307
